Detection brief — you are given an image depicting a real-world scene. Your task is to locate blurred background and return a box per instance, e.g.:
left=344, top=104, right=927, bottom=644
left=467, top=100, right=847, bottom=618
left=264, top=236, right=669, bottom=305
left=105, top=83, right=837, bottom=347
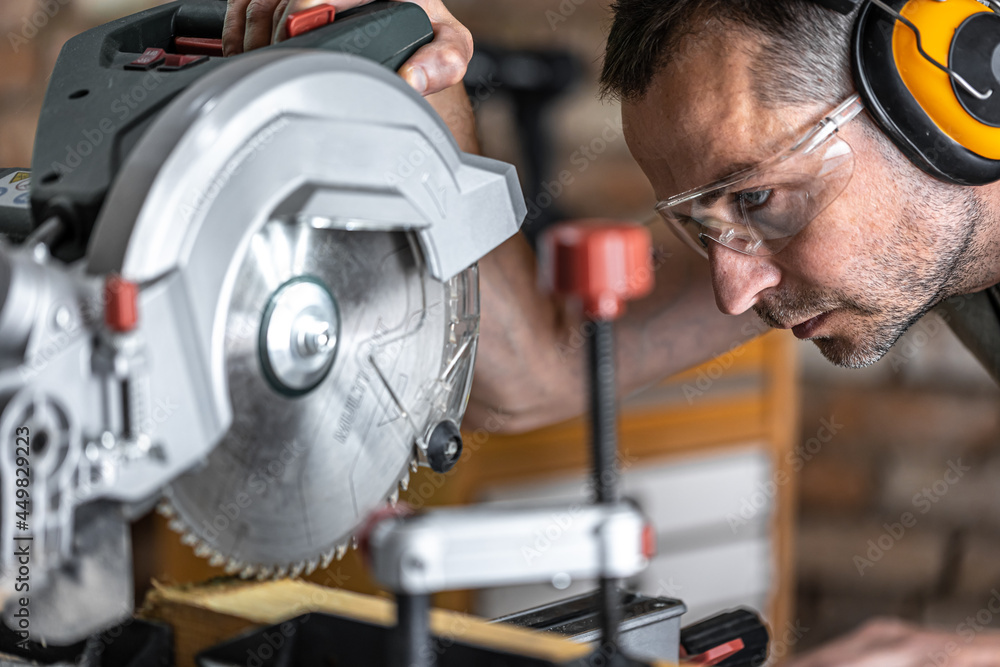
left=3, top=0, right=1000, bottom=658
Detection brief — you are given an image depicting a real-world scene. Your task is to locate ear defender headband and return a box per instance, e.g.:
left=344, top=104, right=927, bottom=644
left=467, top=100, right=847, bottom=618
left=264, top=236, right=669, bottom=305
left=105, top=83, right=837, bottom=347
left=813, top=0, right=1000, bottom=186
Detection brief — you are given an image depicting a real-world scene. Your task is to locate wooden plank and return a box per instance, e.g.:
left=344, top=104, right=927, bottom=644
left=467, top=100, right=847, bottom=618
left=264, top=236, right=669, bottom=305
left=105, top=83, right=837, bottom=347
left=140, top=579, right=623, bottom=667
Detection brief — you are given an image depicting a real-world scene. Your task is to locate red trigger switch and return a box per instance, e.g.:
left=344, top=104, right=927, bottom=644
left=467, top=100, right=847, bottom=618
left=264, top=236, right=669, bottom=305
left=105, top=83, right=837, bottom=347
left=125, top=48, right=166, bottom=71
left=159, top=54, right=208, bottom=71
left=174, top=37, right=224, bottom=58
left=287, top=3, right=336, bottom=38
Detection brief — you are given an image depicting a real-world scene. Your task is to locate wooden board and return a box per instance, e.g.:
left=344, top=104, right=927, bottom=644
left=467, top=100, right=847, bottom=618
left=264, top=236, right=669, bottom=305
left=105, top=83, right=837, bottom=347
left=140, top=579, right=677, bottom=667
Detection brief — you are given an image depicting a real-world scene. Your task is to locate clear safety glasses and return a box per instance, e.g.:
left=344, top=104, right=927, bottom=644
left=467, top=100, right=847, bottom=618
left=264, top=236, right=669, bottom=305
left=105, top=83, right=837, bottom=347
left=655, top=94, right=865, bottom=258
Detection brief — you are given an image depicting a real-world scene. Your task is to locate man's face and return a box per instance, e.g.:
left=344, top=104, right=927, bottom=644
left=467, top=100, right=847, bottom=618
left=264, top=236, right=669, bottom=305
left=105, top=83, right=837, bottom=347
left=623, top=30, right=982, bottom=368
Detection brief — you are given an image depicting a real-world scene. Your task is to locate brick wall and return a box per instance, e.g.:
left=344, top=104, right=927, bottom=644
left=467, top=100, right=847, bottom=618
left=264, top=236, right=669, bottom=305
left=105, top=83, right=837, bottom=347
left=0, top=0, right=168, bottom=168
left=796, top=318, right=1000, bottom=650
left=450, top=0, right=656, bottom=222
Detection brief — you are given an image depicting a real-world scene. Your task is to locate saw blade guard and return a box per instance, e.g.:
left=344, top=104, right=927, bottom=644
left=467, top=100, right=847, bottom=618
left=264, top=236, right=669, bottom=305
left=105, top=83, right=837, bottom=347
left=82, top=47, right=523, bottom=506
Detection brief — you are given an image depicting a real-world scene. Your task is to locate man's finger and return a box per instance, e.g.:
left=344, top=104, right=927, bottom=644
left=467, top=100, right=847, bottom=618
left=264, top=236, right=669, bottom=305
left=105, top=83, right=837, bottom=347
left=398, top=21, right=473, bottom=95
left=244, top=0, right=281, bottom=53
left=223, top=0, right=253, bottom=56
left=271, top=0, right=292, bottom=43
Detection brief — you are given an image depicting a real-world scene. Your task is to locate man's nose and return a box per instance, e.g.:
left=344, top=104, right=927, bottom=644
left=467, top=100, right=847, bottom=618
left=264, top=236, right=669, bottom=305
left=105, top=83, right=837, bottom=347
left=707, top=241, right=781, bottom=315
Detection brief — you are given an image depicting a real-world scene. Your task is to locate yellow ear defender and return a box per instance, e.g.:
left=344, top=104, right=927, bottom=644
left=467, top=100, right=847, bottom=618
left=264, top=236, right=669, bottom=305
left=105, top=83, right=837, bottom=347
left=818, top=0, right=1000, bottom=185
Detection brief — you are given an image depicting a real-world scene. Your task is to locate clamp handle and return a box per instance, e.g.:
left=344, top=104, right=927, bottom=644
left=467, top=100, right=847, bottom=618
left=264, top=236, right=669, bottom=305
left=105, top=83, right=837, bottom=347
left=540, top=220, right=654, bottom=321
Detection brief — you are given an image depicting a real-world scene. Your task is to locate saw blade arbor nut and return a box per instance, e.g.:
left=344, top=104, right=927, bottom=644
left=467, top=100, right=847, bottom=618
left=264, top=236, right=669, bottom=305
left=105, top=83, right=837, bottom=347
left=259, top=277, right=341, bottom=398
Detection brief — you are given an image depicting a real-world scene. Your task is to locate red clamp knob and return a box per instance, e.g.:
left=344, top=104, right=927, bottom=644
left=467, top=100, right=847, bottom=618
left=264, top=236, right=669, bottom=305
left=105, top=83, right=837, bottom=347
left=105, top=274, right=139, bottom=333
left=641, top=522, right=657, bottom=560
left=540, top=220, right=654, bottom=321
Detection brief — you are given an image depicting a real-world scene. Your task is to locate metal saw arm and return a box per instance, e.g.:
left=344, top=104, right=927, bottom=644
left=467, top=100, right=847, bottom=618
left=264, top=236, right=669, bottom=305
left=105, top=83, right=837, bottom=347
left=0, top=0, right=525, bottom=647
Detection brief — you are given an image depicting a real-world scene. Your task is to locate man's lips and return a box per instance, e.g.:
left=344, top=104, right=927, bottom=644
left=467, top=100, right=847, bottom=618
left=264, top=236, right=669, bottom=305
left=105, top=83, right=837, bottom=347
left=790, top=311, right=832, bottom=340
left=766, top=311, right=833, bottom=339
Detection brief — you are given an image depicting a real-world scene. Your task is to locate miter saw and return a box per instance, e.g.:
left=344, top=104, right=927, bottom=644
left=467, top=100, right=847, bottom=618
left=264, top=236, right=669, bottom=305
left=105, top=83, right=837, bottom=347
left=0, top=0, right=525, bottom=645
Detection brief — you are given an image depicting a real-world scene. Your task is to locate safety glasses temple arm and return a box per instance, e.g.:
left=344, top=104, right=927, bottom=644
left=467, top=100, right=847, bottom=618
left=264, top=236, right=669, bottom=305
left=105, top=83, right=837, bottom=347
left=795, top=94, right=865, bottom=154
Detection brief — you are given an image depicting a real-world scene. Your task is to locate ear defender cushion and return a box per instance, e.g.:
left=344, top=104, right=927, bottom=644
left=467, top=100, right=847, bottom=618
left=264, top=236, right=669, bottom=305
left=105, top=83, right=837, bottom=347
left=852, top=0, right=1000, bottom=186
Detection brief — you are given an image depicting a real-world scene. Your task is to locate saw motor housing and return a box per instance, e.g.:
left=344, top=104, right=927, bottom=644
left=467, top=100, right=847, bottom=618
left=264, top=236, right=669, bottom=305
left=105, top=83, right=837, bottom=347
left=0, top=0, right=525, bottom=644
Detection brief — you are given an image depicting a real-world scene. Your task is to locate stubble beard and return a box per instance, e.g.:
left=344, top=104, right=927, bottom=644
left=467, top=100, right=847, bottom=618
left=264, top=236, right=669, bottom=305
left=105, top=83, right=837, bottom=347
left=753, top=187, right=985, bottom=369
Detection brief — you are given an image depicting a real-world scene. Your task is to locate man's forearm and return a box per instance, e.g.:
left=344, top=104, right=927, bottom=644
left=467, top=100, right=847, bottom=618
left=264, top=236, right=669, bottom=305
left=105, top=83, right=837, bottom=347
left=465, top=223, right=763, bottom=433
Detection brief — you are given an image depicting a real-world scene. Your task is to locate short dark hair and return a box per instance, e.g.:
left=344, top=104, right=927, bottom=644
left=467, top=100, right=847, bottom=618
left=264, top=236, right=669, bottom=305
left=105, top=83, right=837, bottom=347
left=600, top=0, right=858, bottom=107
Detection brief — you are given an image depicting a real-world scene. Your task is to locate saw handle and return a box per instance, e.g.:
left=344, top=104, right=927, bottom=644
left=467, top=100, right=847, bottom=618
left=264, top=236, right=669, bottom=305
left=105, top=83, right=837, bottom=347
left=173, top=1, right=228, bottom=39
left=29, top=0, right=434, bottom=262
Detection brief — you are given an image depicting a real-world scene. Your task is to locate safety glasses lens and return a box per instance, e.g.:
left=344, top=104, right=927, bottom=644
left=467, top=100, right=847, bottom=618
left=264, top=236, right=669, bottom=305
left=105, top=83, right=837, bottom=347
left=656, top=137, right=855, bottom=258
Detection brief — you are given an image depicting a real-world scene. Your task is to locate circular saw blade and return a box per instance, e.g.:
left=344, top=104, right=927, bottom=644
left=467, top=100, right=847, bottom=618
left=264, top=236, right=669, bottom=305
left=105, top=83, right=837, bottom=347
left=165, top=220, right=444, bottom=578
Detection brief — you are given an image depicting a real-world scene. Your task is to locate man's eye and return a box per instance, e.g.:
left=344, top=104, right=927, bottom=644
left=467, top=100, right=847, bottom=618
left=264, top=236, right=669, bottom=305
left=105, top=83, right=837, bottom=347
left=735, top=189, right=772, bottom=208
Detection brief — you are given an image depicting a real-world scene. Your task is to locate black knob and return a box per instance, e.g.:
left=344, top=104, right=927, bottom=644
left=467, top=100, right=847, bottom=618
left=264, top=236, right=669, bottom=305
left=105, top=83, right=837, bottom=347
left=426, top=420, right=462, bottom=473
left=680, top=608, right=769, bottom=667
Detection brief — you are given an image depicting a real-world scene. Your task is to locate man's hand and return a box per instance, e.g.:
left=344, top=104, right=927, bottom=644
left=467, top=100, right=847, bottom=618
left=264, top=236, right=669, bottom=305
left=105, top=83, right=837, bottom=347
left=787, top=618, right=1000, bottom=667
left=222, top=0, right=472, bottom=95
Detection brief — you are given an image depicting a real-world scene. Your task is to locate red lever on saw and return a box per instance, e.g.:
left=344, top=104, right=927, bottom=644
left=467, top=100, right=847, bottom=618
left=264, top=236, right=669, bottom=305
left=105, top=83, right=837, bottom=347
left=287, top=3, right=338, bottom=38
left=539, top=220, right=654, bottom=321
left=174, top=37, right=224, bottom=57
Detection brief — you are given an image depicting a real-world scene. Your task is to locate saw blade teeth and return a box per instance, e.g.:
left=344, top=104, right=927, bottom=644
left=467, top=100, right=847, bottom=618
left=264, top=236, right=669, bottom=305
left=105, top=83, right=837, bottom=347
left=388, top=488, right=399, bottom=507
left=239, top=565, right=257, bottom=579
left=304, top=559, right=318, bottom=575
left=193, top=542, right=212, bottom=558
left=274, top=565, right=289, bottom=579
left=168, top=519, right=186, bottom=534
left=335, top=543, right=348, bottom=561
left=410, top=459, right=418, bottom=473
left=180, top=532, right=198, bottom=546
left=224, top=559, right=243, bottom=575
left=289, top=562, right=305, bottom=579
left=350, top=536, right=359, bottom=551
left=320, top=550, right=335, bottom=569
left=156, top=502, right=175, bottom=518
left=255, top=566, right=273, bottom=581
left=400, top=473, right=410, bottom=492
left=208, top=552, right=226, bottom=568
